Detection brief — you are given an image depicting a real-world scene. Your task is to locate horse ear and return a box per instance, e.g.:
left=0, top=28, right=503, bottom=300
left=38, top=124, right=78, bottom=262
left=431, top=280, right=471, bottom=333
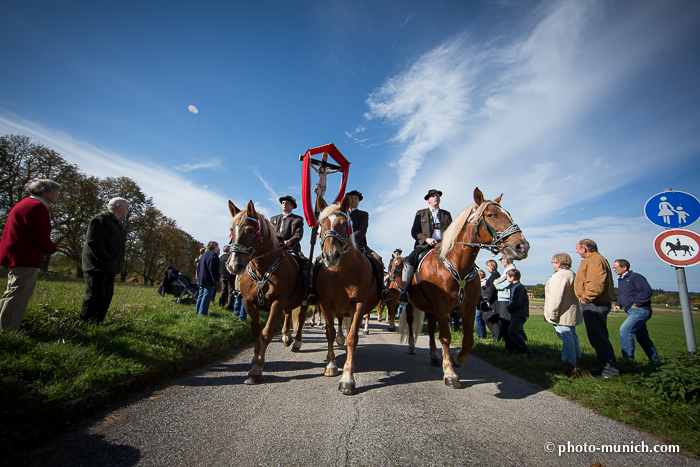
left=317, top=196, right=328, bottom=212
left=473, top=187, right=484, bottom=205
left=494, top=193, right=503, bottom=204
left=228, top=200, right=240, bottom=218
left=246, top=200, right=257, bottom=218
left=339, top=194, right=351, bottom=212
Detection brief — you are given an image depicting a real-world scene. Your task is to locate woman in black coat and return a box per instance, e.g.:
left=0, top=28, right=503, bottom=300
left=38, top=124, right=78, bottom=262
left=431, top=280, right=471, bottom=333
left=481, top=259, right=501, bottom=342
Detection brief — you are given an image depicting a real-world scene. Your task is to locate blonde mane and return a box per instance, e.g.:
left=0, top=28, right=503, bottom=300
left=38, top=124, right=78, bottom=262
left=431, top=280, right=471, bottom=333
left=231, top=210, right=280, bottom=249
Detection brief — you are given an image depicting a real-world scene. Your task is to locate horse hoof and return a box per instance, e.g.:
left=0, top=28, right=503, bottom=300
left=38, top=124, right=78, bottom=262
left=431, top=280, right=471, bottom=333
left=451, top=352, right=463, bottom=368
left=244, top=374, right=262, bottom=385
left=291, top=345, right=301, bottom=353
left=338, top=382, right=357, bottom=395
left=362, top=330, right=369, bottom=335
left=325, top=368, right=338, bottom=377
left=431, top=357, right=441, bottom=367
left=387, top=326, right=396, bottom=332
left=444, top=377, right=461, bottom=389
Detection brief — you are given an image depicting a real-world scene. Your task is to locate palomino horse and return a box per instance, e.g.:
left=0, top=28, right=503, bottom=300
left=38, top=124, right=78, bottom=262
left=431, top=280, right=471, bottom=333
left=227, top=200, right=308, bottom=385
left=399, top=188, right=529, bottom=388
left=374, top=255, right=403, bottom=332
left=315, top=194, right=381, bottom=395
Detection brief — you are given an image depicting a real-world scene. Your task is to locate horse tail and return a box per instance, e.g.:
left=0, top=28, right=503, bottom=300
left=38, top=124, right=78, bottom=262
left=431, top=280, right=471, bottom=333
left=292, top=306, right=307, bottom=333
left=398, top=307, right=424, bottom=344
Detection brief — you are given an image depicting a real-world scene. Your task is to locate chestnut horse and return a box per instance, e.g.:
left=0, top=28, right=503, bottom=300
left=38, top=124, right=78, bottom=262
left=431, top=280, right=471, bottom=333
left=227, top=200, right=308, bottom=385
left=399, top=188, right=529, bottom=388
left=374, top=255, right=403, bottom=332
left=315, top=194, right=381, bottom=395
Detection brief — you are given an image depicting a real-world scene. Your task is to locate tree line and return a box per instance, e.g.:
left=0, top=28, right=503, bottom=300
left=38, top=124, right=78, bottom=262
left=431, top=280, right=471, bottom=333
left=527, top=284, right=699, bottom=308
left=1, top=133, right=202, bottom=285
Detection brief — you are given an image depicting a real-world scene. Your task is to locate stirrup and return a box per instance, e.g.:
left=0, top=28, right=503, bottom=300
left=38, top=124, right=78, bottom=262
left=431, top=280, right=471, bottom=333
left=381, top=289, right=394, bottom=302
left=398, top=291, right=409, bottom=305
left=306, top=293, right=318, bottom=306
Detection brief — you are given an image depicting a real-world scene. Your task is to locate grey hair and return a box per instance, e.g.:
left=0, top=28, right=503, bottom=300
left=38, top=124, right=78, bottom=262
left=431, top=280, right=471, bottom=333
left=552, top=253, right=572, bottom=269
left=26, top=179, right=61, bottom=196
left=222, top=244, right=231, bottom=253
left=206, top=241, right=219, bottom=251
left=108, top=197, right=129, bottom=211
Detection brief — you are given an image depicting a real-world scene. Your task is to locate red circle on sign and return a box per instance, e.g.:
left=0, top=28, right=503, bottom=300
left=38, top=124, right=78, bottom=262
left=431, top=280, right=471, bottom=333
left=653, top=229, right=700, bottom=267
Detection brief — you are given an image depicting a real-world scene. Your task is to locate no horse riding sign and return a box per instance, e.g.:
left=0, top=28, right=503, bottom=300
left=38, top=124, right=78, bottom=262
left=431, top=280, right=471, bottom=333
left=653, top=229, right=700, bottom=267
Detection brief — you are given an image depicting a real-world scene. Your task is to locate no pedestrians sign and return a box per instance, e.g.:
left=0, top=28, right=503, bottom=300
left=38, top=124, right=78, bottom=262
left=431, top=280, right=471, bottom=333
left=653, top=229, right=700, bottom=267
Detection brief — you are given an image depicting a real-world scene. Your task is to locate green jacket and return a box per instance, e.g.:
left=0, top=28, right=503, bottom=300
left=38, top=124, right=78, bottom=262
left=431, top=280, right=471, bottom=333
left=82, top=211, right=126, bottom=274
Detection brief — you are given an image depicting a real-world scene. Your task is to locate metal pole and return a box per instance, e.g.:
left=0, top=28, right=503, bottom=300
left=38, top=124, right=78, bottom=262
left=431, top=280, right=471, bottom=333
left=675, top=266, right=697, bottom=353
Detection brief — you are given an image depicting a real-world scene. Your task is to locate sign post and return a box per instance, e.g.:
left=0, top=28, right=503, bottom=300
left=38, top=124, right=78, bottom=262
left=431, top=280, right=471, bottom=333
left=647, top=190, right=699, bottom=353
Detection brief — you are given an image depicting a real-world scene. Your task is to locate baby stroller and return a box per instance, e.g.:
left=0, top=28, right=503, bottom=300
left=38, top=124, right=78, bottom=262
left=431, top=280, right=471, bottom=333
left=157, top=266, right=199, bottom=304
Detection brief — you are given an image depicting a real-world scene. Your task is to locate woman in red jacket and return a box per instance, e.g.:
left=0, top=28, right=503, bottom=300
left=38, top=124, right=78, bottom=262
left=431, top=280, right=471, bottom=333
left=0, top=179, right=60, bottom=331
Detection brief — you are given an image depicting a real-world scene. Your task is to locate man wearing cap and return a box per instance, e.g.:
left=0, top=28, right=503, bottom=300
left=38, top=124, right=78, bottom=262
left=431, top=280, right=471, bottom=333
left=270, top=195, right=304, bottom=253
left=346, top=190, right=392, bottom=302
left=398, top=189, right=453, bottom=304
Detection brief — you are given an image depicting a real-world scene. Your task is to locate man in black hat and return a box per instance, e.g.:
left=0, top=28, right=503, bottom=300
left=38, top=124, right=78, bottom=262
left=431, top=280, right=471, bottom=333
left=398, top=189, right=453, bottom=304
left=270, top=195, right=304, bottom=253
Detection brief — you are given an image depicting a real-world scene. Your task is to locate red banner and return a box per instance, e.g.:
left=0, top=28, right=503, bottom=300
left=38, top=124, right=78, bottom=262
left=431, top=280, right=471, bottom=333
left=301, top=143, right=351, bottom=227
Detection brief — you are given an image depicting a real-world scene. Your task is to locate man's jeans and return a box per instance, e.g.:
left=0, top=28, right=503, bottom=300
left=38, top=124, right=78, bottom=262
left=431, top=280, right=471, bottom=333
left=196, top=285, right=216, bottom=316
left=619, top=306, right=660, bottom=363
left=474, top=308, right=487, bottom=338
left=233, top=296, right=247, bottom=321
left=581, top=302, right=619, bottom=377
left=553, top=324, right=581, bottom=365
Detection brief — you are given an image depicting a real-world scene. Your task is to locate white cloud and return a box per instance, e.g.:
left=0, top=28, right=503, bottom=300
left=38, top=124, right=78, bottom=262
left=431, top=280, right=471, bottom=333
left=187, top=104, right=198, bottom=114
left=174, top=160, right=220, bottom=172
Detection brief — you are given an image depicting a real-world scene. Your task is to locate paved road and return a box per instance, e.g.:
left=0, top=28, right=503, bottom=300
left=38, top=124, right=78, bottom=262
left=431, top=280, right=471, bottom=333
left=3, top=317, right=698, bottom=467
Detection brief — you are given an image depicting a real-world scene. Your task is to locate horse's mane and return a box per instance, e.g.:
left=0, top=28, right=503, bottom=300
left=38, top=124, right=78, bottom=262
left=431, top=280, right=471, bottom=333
left=318, top=203, right=356, bottom=248
left=440, top=204, right=476, bottom=256
left=231, top=210, right=280, bottom=249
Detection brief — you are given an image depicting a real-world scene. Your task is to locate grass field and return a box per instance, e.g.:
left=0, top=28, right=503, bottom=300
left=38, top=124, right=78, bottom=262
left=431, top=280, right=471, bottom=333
left=1, top=276, right=699, bottom=459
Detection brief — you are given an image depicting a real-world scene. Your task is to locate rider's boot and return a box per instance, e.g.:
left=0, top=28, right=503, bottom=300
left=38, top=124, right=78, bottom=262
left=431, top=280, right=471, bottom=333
left=305, top=261, right=322, bottom=306
left=398, top=263, right=414, bottom=305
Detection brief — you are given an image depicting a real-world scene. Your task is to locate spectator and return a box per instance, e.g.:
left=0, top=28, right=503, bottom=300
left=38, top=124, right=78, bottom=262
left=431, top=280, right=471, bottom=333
left=80, top=197, right=128, bottom=324
left=196, top=241, right=220, bottom=316
left=0, top=179, right=60, bottom=331
left=613, top=259, right=660, bottom=364
left=505, top=269, right=532, bottom=356
left=544, top=253, right=582, bottom=366
left=474, top=270, right=487, bottom=338
left=574, top=239, right=619, bottom=378
left=481, top=259, right=501, bottom=342
left=219, top=245, right=235, bottom=310
left=494, top=256, right=517, bottom=351
left=194, top=247, right=205, bottom=282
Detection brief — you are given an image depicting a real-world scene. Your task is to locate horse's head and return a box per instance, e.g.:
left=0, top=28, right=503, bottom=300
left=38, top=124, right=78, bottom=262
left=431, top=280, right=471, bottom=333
left=388, top=256, right=403, bottom=280
left=465, top=187, right=529, bottom=261
left=227, top=200, right=270, bottom=274
left=316, top=195, right=354, bottom=268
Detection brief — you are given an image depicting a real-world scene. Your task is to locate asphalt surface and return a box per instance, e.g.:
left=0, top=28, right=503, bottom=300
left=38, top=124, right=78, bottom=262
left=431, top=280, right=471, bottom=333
left=3, top=316, right=698, bottom=467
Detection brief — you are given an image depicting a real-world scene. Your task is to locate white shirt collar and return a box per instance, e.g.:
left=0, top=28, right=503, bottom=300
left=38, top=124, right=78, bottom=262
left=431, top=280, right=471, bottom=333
left=30, top=195, right=49, bottom=207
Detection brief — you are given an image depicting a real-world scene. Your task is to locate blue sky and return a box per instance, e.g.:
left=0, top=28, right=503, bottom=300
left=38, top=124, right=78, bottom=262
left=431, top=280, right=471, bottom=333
left=2, top=0, right=700, bottom=291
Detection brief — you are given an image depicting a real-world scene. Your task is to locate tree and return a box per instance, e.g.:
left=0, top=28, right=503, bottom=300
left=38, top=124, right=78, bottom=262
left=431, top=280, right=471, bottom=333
left=531, top=284, right=545, bottom=299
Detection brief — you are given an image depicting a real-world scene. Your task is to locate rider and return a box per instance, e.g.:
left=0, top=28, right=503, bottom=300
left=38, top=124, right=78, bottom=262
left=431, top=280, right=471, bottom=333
left=398, top=189, right=453, bottom=304
left=270, top=195, right=304, bottom=253
left=346, top=190, right=393, bottom=302
left=385, top=248, right=403, bottom=288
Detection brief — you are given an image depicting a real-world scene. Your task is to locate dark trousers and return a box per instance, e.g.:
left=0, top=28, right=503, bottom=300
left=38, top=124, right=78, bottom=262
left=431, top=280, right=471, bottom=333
left=581, top=302, right=619, bottom=377
left=508, top=316, right=532, bottom=354
left=80, top=272, right=116, bottom=324
left=219, top=276, right=236, bottom=309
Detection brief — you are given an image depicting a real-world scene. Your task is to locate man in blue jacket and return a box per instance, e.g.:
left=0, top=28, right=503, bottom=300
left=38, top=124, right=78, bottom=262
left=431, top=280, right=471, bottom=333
left=196, top=241, right=220, bottom=316
left=612, top=259, right=660, bottom=363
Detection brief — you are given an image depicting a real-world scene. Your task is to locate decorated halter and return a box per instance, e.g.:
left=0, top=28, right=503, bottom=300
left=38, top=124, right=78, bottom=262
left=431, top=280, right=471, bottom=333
left=319, top=211, right=353, bottom=253
left=388, top=258, right=403, bottom=281
left=230, top=216, right=263, bottom=257
left=460, top=202, right=522, bottom=254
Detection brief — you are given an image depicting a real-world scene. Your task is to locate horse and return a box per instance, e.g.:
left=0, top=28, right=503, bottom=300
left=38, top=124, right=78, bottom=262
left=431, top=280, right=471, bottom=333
left=398, top=187, right=529, bottom=388
left=226, top=200, right=308, bottom=385
left=374, top=255, right=403, bottom=332
left=314, top=194, right=381, bottom=395
left=666, top=241, right=694, bottom=257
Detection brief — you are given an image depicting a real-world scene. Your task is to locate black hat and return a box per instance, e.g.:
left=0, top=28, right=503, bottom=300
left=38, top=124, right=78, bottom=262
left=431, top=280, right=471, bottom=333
left=279, top=195, right=297, bottom=209
left=346, top=190, right=363, bottom=201
left=424, top=189, right=443, bottom=200
left=394, top=248, right=402, bottom=253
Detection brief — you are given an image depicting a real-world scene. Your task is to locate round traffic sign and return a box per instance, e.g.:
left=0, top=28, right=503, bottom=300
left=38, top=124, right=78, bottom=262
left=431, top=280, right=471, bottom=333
left=644, top=191, right=700, bottom=228
left=653, top=229, right=700, bottom=267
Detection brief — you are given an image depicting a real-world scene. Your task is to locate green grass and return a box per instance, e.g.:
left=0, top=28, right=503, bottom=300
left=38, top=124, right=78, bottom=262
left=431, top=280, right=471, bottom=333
left=0, top=273, right=261, bottom=458
left=447, top=299, right=700, bottom=458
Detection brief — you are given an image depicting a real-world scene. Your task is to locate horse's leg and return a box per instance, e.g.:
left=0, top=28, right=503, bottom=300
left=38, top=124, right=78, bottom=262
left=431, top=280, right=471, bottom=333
left=363, top=313, right=369, bottom=335
left=336, top=316, right=346, bottom=346
left=323, top=308, right=338, bottom=376
left=427, top=313, right=440, bottom=367
left=291, top=305, right=307, bottom=352
left=406, top=303, right=416, bottom=354
left=436, top=311, right=460, bottom=389
left=452, top=306, right=476, bottom=368
left=281, top=311, right=293, bottom=347
left=248, top=307, right=262, bottom=364
left=245, top=302, right=283, bottom=385
left=377, top=303, right=384, bottom=322
left=339, top=305, right=364, bottom=395
left=388, top=303, right=396, bottom=331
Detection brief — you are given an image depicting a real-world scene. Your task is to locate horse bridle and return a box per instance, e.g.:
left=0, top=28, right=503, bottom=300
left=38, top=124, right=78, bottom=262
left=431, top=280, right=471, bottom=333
left=230, top=216, right=263, bottom=257
left=458, top=202, right=522, bottom=254
left=319, top=211, right=353, bottom=254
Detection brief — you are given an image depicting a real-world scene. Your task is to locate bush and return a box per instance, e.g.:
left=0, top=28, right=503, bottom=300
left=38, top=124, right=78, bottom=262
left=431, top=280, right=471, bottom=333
left=637, top=352, right=700, bottom=403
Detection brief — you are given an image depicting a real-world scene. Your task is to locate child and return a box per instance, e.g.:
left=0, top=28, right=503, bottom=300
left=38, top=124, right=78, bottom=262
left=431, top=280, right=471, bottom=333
left=506, top=269, right=533, bottom=356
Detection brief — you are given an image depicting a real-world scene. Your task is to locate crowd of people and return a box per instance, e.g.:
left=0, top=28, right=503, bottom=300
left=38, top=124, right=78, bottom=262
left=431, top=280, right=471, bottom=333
left=0, top=180, right=664, bottom=380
